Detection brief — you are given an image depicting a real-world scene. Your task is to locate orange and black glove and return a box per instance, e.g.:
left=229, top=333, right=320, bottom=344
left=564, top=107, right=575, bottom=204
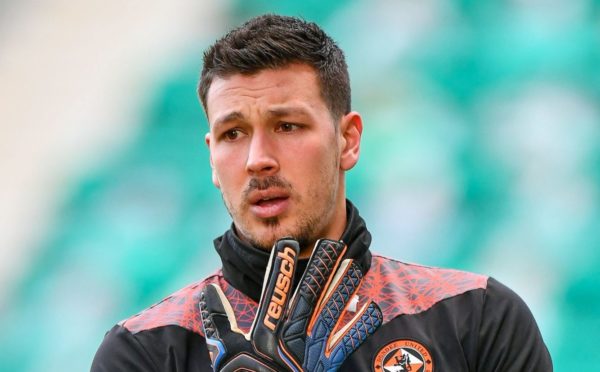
left=199, top=238, right=382, bottom=371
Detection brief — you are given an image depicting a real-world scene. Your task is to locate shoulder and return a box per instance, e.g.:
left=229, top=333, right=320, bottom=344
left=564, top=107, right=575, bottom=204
left=119, top=269, right=259, bottom=336
left=477, top=277, right=553, bottom=369
left=360, top=254, right=489, bottom=321
left=483, top=276, right=531, bottom=308
left=92, top=271, right=238, bottom=372
left=92, top=322, right=213, bottom=371
left=480, top=276, right=543, bottom=330
left=120, top=270, right=223, bottom=336
left=92, top=324, right=159, bottom=371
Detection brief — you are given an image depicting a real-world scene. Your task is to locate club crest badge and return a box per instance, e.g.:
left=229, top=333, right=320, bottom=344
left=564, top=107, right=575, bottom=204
left=373, top=339, right=433, bottom=372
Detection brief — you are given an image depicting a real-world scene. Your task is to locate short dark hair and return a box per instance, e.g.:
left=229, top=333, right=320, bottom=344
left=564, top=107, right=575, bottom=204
left=198, top=14, right=350, bottom=121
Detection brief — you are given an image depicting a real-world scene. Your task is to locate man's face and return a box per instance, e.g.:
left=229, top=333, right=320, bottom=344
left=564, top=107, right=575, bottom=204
left=205, top=63, right=361, bottom=252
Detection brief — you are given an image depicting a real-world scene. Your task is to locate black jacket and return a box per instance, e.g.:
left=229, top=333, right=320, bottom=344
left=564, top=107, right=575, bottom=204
left=92, top=202, right=552, bottom=371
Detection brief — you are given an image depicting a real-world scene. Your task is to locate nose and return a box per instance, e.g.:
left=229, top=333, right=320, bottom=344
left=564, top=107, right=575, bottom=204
left=245, top=132, right=279, bottom=176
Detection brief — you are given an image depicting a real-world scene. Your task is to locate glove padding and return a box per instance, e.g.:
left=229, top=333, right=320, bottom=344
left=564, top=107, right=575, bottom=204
left=199, top=238, right=383, bottom=371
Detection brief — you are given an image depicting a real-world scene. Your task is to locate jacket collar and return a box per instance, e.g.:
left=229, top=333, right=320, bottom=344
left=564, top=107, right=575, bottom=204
left=213, top=200, right=372, bottom=302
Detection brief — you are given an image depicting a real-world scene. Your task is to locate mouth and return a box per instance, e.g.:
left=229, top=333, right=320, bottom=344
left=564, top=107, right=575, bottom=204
left=248, top=190, right=291, bottom=219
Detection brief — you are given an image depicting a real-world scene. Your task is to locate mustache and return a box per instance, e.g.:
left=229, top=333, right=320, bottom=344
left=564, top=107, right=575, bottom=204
left=243, top=176, right=292, bottom=197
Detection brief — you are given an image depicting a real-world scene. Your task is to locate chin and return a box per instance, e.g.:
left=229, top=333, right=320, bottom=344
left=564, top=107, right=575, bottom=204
left=256, top=224, right=295, bottom=246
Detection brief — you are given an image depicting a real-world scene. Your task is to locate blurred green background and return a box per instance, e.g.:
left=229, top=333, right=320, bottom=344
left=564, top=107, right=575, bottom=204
left=0, top=0, right=599, bottom=370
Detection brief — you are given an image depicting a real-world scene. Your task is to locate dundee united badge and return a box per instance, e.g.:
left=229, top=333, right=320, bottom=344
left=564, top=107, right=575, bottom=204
left=373, top=339, right=433, bottom=372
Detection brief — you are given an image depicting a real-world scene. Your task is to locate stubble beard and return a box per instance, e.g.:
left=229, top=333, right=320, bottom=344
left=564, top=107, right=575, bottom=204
left=223, top=169, right=339, bottom=252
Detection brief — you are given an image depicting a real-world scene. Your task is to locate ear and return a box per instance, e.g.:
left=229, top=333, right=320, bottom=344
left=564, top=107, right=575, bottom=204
left=338, top=111, right=363, bottom=171
left=205, top=132, right=221, bottom=189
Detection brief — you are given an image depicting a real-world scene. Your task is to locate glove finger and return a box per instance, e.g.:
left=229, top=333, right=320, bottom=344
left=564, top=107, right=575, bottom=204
left=251, top=238, right=300, bottom=363
left=312, top=260, right=364, bottom=336
left=302, top=260, right=364, bottom=370
left=318, top=301, right=383, bottom=371
left=200, top=283, right=247, bottom=370
left=278, top=239, right=347, bottom=367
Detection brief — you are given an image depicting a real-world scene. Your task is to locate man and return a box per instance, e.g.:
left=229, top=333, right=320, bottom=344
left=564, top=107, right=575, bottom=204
left=92, top=14, right=552, bottom=371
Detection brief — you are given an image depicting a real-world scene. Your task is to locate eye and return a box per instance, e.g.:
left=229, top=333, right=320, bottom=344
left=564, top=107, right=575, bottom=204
left=277, top=122, right=300, bottom=132
left=223, top=129, right=243, bottom=141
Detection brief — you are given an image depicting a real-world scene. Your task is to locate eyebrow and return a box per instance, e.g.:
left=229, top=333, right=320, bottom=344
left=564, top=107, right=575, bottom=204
left=211, top=106, right=313, bottom=128
left=267, top=106, right=312, bottom=118
left=211, top=111, right=245, bottom=129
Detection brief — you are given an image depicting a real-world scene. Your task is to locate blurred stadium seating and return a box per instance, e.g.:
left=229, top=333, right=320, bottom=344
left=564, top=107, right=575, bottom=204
left=0, top=0, right=598, bottom=370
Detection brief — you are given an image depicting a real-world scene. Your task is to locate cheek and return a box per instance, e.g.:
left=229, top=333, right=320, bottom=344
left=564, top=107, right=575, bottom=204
left=288, top=143, right=337, bottom=184
left=306, top=138, right=337, bottom=167
left=211, top=150, right=244, bottom=189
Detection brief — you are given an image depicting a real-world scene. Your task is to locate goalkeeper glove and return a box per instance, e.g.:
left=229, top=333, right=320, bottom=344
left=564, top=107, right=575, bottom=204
left=199, top=238, right=382, bottom=371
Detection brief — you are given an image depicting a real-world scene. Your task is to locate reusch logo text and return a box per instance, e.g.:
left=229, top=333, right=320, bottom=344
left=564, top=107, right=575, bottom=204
left=263, top=246, right=296, bottom=331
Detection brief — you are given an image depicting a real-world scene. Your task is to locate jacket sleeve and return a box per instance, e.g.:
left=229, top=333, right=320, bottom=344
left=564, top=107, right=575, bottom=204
left=91, top=324, right=158, bottom=372
left=91, top=324, right=214, bottom=371
left=476, top=278, right=553, bottom=371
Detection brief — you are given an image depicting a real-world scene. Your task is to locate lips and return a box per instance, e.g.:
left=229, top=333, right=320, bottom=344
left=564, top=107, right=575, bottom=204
left=255, top=196, right=286, bottom=206
left=248, top=189, right=290, bottom=219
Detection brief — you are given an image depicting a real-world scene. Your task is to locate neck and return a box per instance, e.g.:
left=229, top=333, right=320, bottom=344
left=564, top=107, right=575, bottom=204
left=299, top=192, right=348, bottom=258
left=213, top=199, right=373, bottom=302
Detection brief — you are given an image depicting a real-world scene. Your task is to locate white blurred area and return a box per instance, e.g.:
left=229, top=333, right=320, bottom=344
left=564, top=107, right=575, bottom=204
left=0, top=0, right=226, bottom=304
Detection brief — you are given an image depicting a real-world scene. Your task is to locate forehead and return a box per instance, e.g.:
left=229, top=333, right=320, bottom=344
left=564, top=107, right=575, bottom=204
left=206, top=64, right=327, bottom=122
